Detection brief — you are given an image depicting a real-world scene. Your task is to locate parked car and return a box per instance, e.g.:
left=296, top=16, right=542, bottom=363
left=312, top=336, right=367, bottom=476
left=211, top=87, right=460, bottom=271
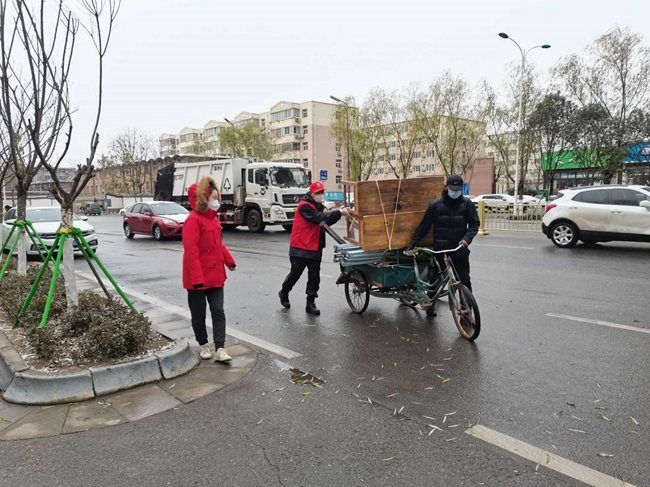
left=2, top=206, right=98, bottom=256
left=520, top=195, right=540, bottom=204
left=119, top=204, right=134, bottom=216
left=82, top=202, right=102, bottom=216
left=542, top=185, right=650, bottom=248
left=123, top=201, right=189, bottom=240
left=471, top=194, right=516, bottom=207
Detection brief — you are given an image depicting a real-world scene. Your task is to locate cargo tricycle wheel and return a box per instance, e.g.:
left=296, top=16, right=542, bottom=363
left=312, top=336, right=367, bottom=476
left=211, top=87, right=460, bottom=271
left=345, top=270, right=370, bottom=314
left=448, top=283, right=480, bottom=340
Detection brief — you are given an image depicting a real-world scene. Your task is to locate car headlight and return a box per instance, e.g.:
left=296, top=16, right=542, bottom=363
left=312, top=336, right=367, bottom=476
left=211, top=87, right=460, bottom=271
left=272, top=207, right=285, bottom=217
left=161, top=218, right=178, bottom=226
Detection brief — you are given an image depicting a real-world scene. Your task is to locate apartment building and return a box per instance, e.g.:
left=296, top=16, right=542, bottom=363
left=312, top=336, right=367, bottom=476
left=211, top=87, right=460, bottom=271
left=159, top=100, right=347, bottom=197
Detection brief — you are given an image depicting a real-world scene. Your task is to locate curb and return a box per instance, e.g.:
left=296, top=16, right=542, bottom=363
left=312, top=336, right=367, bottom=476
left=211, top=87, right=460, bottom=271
left=4, top=370, right=94, bottom=405
left=91, top=356, right=162, bottom=396
left=156, top=340, right=198, bottom=379
left=0, top=345, right=28, bottom=391
left=0, top=339, right=199, bottom=405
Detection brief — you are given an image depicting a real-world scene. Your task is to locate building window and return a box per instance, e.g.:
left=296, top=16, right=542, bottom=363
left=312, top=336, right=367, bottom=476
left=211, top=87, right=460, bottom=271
left=204, top=127, right=219, bottom=137
left=302, top=126, right=308, bottom=135
left=303, top=142, right=308, bottom=150
left=270, top=108, right=300, bottom=122
left=303, top=158, right=309, bottom=167
left=335, top=161, right=342, bottom=168
left=335, top=143, right=341, bottom=153
left=390, top=154, right=396, bottom=161
left=292, top=142, right=300, bottom=151
left=302, top=109, right=308, bottom=118
left=335, top=175, right=342, bottom=184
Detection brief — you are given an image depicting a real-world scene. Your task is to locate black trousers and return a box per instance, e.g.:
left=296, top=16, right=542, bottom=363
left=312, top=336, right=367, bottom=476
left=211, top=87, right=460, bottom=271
left=187, top=287, right=225, bottom=349
left=435, top=253, right=472, bottom=291
left=281, top=257, right=321, bottom=298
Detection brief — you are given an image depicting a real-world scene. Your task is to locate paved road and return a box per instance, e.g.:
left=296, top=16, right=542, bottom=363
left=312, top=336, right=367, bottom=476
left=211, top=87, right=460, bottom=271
left=1, top=215, right=648, bottom=486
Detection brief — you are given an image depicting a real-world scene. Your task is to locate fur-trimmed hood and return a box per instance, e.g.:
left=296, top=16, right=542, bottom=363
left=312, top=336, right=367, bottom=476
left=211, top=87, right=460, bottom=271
left=188, top=176, right=217, bottom=214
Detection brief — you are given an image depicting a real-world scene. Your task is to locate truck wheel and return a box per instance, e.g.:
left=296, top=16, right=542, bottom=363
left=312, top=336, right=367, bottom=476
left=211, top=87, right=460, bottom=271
left=282, top=224, right=293, bottom=232
left=246, top=209, right=266, bottom=233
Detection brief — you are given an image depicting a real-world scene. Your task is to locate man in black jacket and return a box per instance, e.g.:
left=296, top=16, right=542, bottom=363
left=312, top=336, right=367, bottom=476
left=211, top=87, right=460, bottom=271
left=279, top=181, right=348, bottom=315
left=409, top=175, right=480, bottom=295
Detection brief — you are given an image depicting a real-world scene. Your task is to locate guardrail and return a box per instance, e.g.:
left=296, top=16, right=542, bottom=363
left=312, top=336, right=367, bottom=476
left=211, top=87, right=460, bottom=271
left=476, top=201, right=545, bottom=232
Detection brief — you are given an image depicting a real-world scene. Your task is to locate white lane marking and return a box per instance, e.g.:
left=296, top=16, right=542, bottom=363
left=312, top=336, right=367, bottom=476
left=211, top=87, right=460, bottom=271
left=473, top=243, right=535, bottom=250
left=546, top=313, right=650, bottom=335
left=466, top=425, right=636, bottom=487
left=76, top=271, right=302, bottom=359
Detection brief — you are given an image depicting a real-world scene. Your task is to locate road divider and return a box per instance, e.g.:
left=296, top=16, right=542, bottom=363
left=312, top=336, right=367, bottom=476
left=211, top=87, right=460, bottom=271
left=545, top=313, right=649, bottom=335
left=466, top=424, right=636, bottom=487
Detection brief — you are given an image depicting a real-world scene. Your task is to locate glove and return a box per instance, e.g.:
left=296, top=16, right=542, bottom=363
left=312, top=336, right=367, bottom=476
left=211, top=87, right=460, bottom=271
left=228, top=264, right=236, bottom=271
left=339, top=207, right=350, bottom=218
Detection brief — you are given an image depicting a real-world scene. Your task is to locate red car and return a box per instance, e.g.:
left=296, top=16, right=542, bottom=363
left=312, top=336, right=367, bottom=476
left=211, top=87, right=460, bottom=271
left=123, top=201, right=189, bottom=240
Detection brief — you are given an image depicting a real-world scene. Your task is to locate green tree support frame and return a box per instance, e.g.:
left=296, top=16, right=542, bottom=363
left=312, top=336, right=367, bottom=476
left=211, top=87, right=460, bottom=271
left=0, top=220, right=48, bottom=281
left=16, top=226, right=136, bottom=329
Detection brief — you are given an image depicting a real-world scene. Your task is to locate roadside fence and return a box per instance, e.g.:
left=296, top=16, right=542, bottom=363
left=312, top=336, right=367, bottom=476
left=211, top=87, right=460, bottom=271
left=476, top=201, right=546, bottom=233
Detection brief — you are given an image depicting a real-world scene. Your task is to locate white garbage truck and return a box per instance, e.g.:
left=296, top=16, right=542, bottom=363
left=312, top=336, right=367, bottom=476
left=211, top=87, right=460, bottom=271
left=155, top=158, right=311, bottom=232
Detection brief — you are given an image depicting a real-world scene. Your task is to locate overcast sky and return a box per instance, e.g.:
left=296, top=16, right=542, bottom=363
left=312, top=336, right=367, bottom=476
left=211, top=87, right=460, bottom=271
left=64, top=0, right=649, bottom=164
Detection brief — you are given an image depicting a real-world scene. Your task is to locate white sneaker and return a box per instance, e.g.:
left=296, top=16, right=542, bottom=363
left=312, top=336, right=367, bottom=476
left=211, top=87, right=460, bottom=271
left=214, top=348, right=232, bottom=362
left=199, top=344, right=212, bottom=360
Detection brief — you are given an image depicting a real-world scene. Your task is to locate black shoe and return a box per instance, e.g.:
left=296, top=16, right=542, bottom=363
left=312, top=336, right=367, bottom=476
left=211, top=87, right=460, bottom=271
left=279, top=291, right=290, bottom=309
left=306, top=299, right=320, bottom=316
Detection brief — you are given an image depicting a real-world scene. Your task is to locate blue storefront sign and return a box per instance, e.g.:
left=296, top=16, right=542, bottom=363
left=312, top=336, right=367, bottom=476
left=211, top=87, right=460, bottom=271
left=325, top=191, right=344, bottom=202
left=320, top=170, right=328, bottom=181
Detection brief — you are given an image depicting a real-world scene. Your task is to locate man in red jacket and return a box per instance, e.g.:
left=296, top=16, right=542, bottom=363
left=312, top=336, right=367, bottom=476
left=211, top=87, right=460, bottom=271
left=279, top=181, right=347, bottom=315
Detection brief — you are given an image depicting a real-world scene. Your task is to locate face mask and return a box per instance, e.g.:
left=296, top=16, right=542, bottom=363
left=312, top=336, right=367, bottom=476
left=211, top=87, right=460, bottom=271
left=314, top=194, right=325, bottom=203
left=448, top=189, right=462, bottom=200
left=208, top=200, right=221, bottom=210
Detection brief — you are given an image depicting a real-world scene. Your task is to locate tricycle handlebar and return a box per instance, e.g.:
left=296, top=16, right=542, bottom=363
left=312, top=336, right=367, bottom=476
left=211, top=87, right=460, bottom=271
left=404, top=244, right=464, bottom=257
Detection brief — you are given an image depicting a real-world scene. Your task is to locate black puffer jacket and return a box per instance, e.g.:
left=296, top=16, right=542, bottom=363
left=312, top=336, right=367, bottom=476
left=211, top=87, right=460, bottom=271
left=410, top=191, right=480, bottom=256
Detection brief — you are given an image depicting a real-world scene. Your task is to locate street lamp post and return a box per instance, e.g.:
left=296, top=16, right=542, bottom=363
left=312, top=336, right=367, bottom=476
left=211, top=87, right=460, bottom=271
left=498, top=33, right=550, bottom=212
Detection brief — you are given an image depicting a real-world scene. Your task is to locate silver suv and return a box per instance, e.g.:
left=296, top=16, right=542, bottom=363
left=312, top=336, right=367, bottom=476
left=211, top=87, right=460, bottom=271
left=541, top=185, right=650, bottom=248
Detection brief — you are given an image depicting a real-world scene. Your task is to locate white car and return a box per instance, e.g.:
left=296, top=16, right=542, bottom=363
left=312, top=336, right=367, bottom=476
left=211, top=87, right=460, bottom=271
left=471, top=194, right=516, bottom=206
left=119, top=205, right=134, bottom=216
left=2, top=206, right=99, bottom=257
left=542, top=185, right=650, bottom=248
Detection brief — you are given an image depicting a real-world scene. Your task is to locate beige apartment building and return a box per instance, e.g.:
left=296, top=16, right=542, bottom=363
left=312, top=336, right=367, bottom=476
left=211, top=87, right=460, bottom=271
left=159, top=100, right=347, bottom=197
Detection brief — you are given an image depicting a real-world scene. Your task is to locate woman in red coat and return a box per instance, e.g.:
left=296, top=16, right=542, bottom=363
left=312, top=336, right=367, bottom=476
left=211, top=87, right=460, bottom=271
left=183, top=176, right=236, bottom=362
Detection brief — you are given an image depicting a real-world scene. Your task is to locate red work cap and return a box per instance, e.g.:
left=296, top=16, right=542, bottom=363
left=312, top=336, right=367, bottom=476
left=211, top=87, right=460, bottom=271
left=309, top=181, right=325, bottom=194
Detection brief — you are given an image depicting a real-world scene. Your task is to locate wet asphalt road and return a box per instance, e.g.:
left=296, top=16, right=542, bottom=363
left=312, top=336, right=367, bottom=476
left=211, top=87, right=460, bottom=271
left=1, top=215, right=648, bottom=486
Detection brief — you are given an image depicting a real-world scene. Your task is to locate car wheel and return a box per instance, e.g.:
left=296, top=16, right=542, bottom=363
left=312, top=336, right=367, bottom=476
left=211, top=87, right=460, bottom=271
left=246, top=209, right=266, bottom=233
left=153, top=225, right=164, bottom=241
left=124, top=223, right=135, bottom=239
left=550, top=221, right=578, bottom=248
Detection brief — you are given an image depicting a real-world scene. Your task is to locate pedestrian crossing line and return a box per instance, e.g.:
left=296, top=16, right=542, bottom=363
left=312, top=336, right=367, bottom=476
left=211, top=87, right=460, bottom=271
left=466, top=425, right=637, bottom=487
left=75, top=271, right=303, bottom=359
left=545, top=313, right=650, bottom=335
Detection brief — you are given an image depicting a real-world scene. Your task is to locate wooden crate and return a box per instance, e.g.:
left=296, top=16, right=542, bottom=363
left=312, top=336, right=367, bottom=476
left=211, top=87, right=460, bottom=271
left=343, top=176, right=444, bottom=252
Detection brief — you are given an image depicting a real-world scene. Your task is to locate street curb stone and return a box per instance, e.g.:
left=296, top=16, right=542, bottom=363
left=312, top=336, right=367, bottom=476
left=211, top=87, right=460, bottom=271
left=91, top=356, right=162, bottom=396
left=0, top=346, right=28, bottom=391
left=155, top=340, right=199, bottom=380
left=4, top=370, right=94, bottom=405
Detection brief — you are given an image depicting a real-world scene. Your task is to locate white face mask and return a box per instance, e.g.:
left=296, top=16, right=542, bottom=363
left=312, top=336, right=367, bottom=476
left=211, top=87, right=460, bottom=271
left=208, top=199, right=221, bottom=210
left=314, top=194, right=325, bottom=203
left=447, top=189, right=462, bottom=200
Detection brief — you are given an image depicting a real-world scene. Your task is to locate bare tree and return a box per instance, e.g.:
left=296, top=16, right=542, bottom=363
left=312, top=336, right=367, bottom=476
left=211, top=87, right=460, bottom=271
left=107, top=128, right=157, bottom=195
left=554, top=27, right=650, bottom=181
left=528, top=93, right=576, bottom=195
left=1, top=0, right=119, bottom=307
left=413, top=73, right=485, bottom=177
left=330, top=96, right=385, bottom=181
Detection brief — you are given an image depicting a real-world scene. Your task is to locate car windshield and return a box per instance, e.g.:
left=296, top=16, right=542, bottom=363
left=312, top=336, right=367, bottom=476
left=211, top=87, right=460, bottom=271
left=270, top=167, right=309, bottom=188
left=642, top=187, right=650, bottom=193
left=26, top=208, right=62, bottom=223
left=150, top=202, right=188, bottom=215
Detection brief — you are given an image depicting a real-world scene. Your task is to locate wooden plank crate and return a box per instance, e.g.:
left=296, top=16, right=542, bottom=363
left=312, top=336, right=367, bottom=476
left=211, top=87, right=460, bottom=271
left=343, top=176, right=445, bottom=252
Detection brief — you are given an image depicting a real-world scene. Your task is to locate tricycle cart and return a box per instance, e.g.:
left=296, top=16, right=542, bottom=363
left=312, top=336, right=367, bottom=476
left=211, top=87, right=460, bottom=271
left=327, top=223, right=480, bottom=341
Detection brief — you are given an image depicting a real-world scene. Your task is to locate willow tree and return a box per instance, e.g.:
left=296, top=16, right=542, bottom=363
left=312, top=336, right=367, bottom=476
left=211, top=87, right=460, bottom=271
left=220, top=123, right=272, bottom=160
left=1, top=0, right=119, bottom=307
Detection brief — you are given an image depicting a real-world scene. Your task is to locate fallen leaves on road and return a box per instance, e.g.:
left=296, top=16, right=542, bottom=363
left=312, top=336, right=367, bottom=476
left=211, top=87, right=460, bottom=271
left=568, top=428, right=586, bottom=434
left=256, top=419, right=264, bottom=425
left=630, top=416, right=639, bottom=426
left=383, top=456, right=396, bottom=462
left=597, top=453, right=613, bottom=458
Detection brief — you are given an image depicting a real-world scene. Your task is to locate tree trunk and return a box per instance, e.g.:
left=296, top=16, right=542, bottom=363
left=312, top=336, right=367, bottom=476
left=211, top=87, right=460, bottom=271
left=61, top=205, right=78, bottom=309
left=16, top=188, right=28, bottom=276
